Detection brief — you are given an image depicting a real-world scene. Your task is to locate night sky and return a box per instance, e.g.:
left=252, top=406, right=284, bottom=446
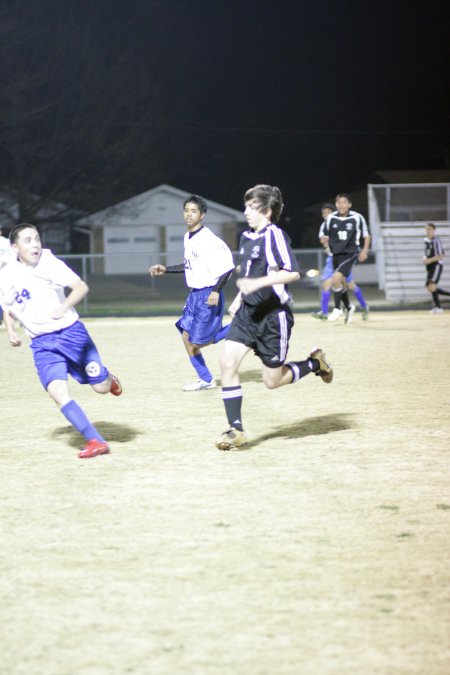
left=1, top=0, right=449, bottom=244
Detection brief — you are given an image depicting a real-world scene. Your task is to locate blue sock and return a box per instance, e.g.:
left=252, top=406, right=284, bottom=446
left=321, top=290, right=331, bottom=315
left=213, top=324, right=230, bottom=343
left=189, top=354, right=213, bottom=383
left=61, top=400, right=105, bottom=442
left=353, top=285, right=367, bottom=309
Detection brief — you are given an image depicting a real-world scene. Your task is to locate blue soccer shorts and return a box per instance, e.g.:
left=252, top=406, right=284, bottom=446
left=31, top=320, right=109, bottom=390
left=175, top=287, right=225, bottom=345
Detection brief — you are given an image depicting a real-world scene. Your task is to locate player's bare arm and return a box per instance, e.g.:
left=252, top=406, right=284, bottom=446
left=358, top=235, right=371, bottom=263
left=237, top=269, right=300, bottom=296
left=149, top=264, right=167, bottom=276
left=52, top=279, right=89, bottom=320
left=228, top=292, right=242, bottom=317
left=423, top=253, right=444, bottom=265
left=3, top=310, right=21, bottom=347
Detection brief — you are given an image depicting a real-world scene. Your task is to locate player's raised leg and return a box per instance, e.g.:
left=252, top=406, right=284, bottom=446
left=262, top=348, right=333, bottom=388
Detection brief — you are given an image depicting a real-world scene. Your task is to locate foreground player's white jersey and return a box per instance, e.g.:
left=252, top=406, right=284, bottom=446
left=184, top=227, right=234, bottom=289
left=0, top=249, right=80, bottom=338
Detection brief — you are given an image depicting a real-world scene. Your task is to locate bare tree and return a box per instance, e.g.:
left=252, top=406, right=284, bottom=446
left=0, top=1, right=166, bottom=224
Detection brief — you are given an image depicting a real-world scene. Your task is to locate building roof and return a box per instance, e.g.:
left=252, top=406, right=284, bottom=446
left=77, top=183, right=244, bottom=226
left=370, top=169, right=450, bottom=185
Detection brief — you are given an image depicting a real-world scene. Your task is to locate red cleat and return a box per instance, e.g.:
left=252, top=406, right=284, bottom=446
left=79, top=439, right=110, bottom=459
left=109, top=374, right=122, bottom=396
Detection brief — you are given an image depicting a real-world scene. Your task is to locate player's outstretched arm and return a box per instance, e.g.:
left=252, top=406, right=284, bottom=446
left=237, top=269, right=300, bottom=296
left=149, top=264, right=167, bottom=276
left=3, top=310, right=21, bottom=347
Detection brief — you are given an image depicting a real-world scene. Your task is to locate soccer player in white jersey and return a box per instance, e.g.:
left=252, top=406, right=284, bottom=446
left=215, top=184, right=333, bottom=451
left=0, top=223, right=122, bottom=459
left=149, top=194, right=235, bottom=391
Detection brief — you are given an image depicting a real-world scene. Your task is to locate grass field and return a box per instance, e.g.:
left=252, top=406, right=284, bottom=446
left=1, top=311, right=449, bottom=675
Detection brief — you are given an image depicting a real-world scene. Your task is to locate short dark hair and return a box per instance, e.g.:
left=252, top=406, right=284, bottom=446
left=244, top=184, right=284, bottom=223
left=9, top=223, right=39, bottom=244
left=322, top=203, right=335, bottom=211
left=335, top=193, right=352, bottom=202
left=426, top=222, right=436, bottom=230
left=183, top=194, right=208, bottom=214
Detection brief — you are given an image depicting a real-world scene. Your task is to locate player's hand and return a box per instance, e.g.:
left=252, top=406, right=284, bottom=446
left=358, top=250, right=368, bottom=263
left=149, top=264, right=166, bottom=276
left=237, top=277, right=263, bottom=296
left=8, top=331, right=21, bottom=347
left=422, top=256, right=429, bottom=265
left=52, top=305, right=67, bottom=320
left=206, top=291, right=219, bottom=306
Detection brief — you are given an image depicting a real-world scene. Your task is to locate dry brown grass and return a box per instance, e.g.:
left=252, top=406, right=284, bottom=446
left=1, top=311, right=449, bottom=675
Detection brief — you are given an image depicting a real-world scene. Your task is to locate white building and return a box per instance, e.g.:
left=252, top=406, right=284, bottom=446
left=77, top=184, right=244, bottom=274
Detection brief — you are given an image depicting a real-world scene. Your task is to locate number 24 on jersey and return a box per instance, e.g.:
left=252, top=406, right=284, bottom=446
left=14, top=288, right=31, bottom=303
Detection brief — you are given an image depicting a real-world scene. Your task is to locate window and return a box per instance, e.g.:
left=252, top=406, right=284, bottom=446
left=107, top=237, right=130, bottom=244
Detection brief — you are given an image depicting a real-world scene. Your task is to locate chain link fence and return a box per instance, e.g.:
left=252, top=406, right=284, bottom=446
left=60, top=249, right=378, bottom=314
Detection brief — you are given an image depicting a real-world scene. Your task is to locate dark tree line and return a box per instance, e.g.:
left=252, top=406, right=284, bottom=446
left=0, top=1, right=170, bottom=224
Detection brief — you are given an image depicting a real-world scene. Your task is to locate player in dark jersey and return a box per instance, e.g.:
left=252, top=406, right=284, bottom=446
left=321, top=194, right=371, bottom=322
left=423, top=223, right=449, bottom=314
left=312, top=203, right=369, bottom=322
left=215, top=184, right=333, bottom=451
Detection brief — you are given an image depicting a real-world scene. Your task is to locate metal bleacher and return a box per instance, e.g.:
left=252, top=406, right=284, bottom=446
left=368, top=183, right=450, bottom=302
left=380, top=223, right=450, bottom=301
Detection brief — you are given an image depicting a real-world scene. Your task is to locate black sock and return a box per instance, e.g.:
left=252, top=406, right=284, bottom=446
left=340, top=291, right=350, bottom=310
left=333, top=290, right=342, bottom=309
left=437, top=287, right=450, bottom=297
left=286, top=359, right=318, bottom=383
left=221, top=386, right=243, bottom=431
left=432, top=291, right=441, bottom=308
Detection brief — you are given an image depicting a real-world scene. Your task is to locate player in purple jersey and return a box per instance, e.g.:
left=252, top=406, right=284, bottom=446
left=215, top=185, right=333, bottom=451
left=423, top=223, right=450, bottom=313
left=0, top=224, right=122, bottom=459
